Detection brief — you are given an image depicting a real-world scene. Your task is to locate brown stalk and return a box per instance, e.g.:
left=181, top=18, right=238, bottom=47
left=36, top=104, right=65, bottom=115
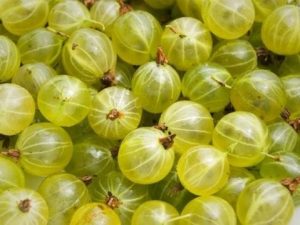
left=106, top=109, right=123, bottom=121
left=159, top=132, right=176, bottom=150
left=117, top=0, right=132, bottom=15
left=18, top=199, right=31, bottom=213
left=105, top=191, right=122, bottom=209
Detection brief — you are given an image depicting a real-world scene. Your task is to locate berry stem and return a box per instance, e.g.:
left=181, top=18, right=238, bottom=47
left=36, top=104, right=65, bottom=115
left=101, top=70, right=116, bottom=88
left=117, top=0, right=132, bottom=15
left=80, top=175, right=94, bottom=186
left=263, top=152, right=280, bottom=161
left=1, top=149, right=21, bottom=160
left=280, top=108, right=300, bottom=133
left=211, top=75, right=232, bottom=89
left=281, top=177, right=300, bottom=193
left=153, top=123, right=168, bottom=132
left=159, top=133, right=176, bottom=150
left=105, top=191, right=122, bottom=209
left=82, top=0, right=95, bottom=9
left=106, top=109, right=122, bottom=120
left=166, top=25, right=186, bottom=38
left=18, top=199, right=31, bottom=213
left=156, top=47, right=168, bottom=65
left=46, top=27, right=70, bottom=39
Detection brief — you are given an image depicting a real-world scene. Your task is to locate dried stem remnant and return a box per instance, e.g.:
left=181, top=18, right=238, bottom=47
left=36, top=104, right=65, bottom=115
left=153, top=123, right=168, bottom=132
left=18, top=199, right=31, bottom=213
left=166, top=25, right=186, bottom=38
left=156, top=47, right=168, bottom=65
left=1, top=149, right=21, bottom=160
left=117, top=0, right=132, bottom=15
left=105, top=191, right=122, bottom=209
left=83, top=0, right=95, bottom=9
left=281, top=177, right=300, bottom=193
left=280, top=108, right=300, bottom=133
left=159, top=132, right=176, bottom=150
left=101, top=70, right=116, bottom=88
left=80, top=175, right=94, bottom=186
left=211, top=75, right=232, bottom=89
left=106, top=109, right=122, bottom=121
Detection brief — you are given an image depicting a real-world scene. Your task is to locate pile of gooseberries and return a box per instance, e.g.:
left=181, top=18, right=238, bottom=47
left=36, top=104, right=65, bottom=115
left=0, top=0, right=300, bottom=225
